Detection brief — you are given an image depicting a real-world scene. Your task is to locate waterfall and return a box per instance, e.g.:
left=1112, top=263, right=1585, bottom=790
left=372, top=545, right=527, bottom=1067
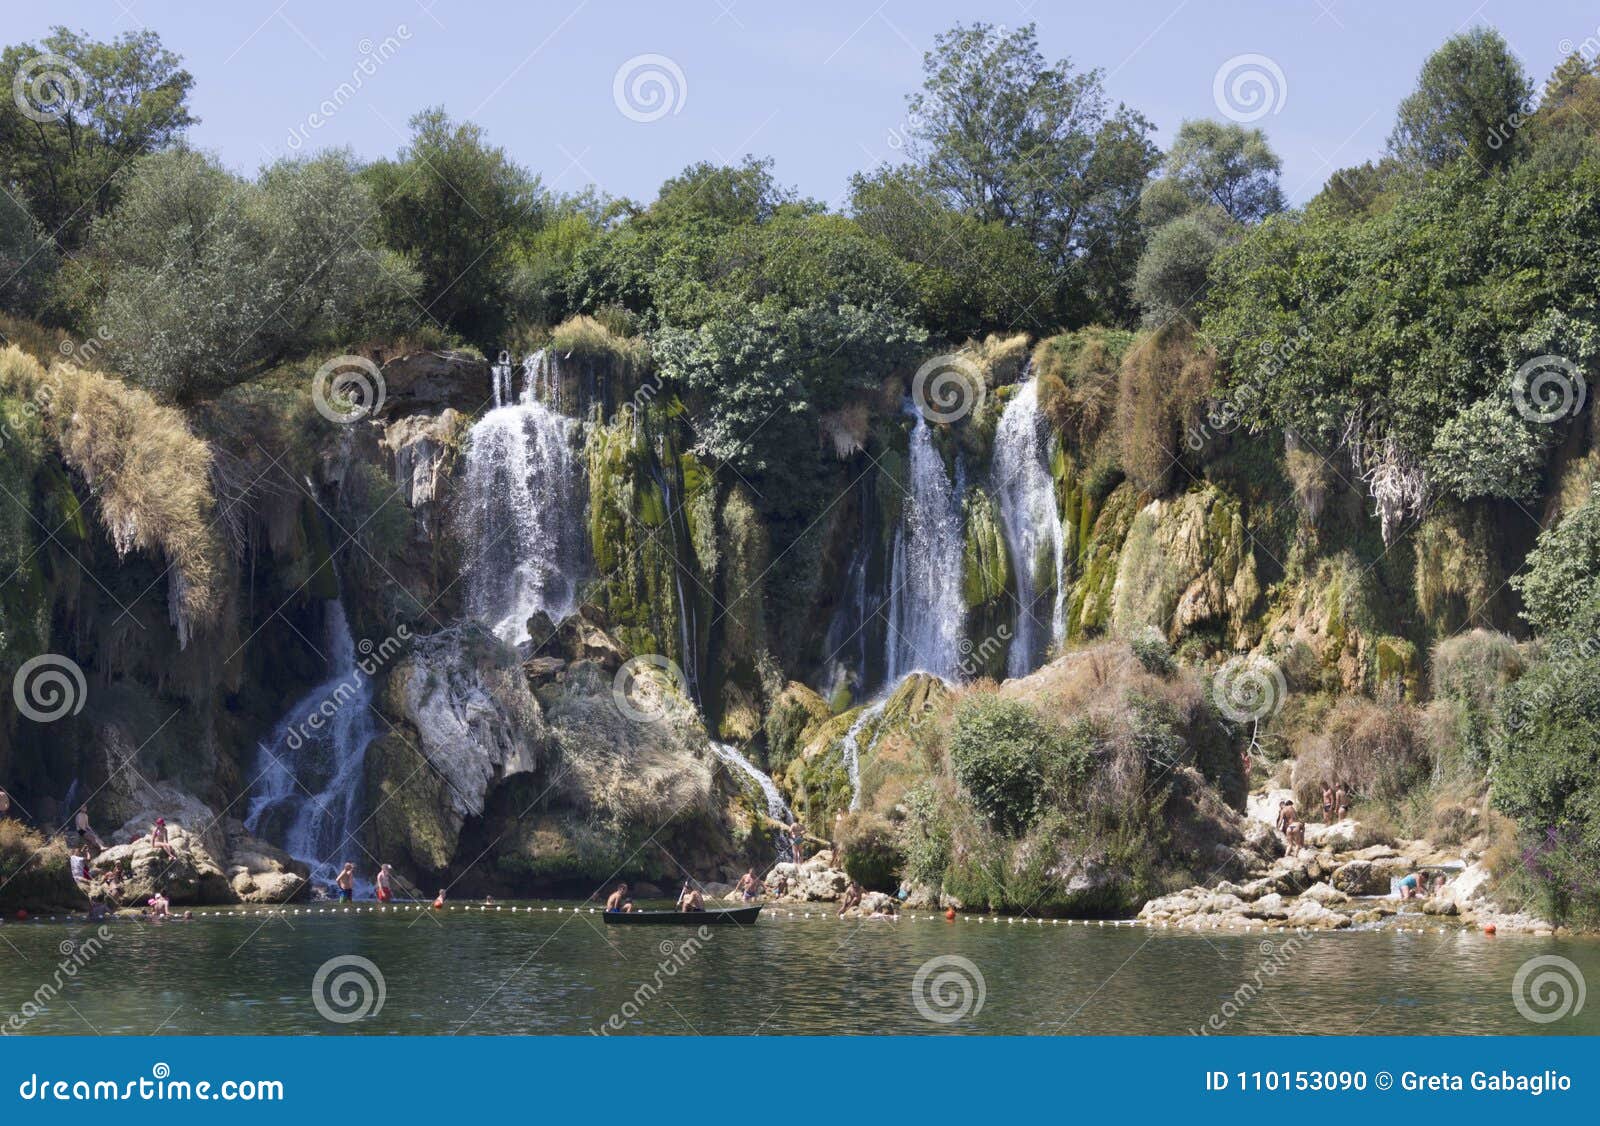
left=840, top=699, right=888, bottom=811
left=886, top=406, right=964, bottom=682
left=991, top=375, right=1066, bottom=676
left=461, top=352, right=587, bottom=645
left=708, top=742, right=794, bottom=861
left=245, top=598, right=375, bottom=889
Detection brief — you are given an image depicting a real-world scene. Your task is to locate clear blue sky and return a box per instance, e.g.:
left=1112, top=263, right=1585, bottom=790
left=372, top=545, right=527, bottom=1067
left=16, top=1, right=1600, bottom=205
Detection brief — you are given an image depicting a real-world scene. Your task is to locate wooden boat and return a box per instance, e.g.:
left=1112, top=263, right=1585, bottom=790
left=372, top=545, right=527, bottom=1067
left=602, top=904, right=762, bottom=926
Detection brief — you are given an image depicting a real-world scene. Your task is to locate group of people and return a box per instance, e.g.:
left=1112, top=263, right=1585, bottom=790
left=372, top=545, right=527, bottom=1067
left=1274, top=781, right=1356, bottom=849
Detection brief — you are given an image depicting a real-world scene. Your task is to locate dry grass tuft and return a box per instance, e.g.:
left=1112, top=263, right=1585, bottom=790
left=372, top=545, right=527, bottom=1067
left=0, top=346, right=226, bottom=642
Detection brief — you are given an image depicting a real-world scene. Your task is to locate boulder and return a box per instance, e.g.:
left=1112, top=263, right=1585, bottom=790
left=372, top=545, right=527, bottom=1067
left=1331, top=860, right=1389, bottom=897
left=1421, top=896, right=1458, bottom=917
left=91, top=825, right=230, bottom=906
left=1301, top=881, right=1349, bottom=906
left=383, top=409, right=463, bottom=513
left=222, top=821, right=311, bottom=904
left=1286, top=900, right=1351, bottom=930
left=1307, top=819, right=1363, bottom=851
left=554, top=605, right=629, bottom=671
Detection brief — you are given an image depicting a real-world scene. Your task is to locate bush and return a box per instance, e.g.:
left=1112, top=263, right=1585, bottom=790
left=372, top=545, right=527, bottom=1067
left=0, top=819, right=79, bottom=912
left=1512, top=483, right=1600, bottom=637
left=839, top=815, right=904, bottom=892
left=948, top=695, right=1061, bottom=833
left=897, top=783, right=952, bottom=891
left=1291, top=696, right=1431, bottom=811
left=1129, top=629, right=1175, bottom=675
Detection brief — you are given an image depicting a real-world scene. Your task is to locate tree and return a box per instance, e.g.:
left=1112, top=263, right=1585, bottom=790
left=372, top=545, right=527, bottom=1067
left=646, top=156, right=797, bottom=226
left=1387, top=28, right=1532, bottom=171
left=0, top=191, right=55, bottom=315
left=362, top=108, right=543, bottom=344
left=849, top=164, right=1060, bottom=336
left=1132, top=206, right=1234, bottom=325
left=903, top=22, right=1158, bottom=323
left=1140, top=120, right=1284, bottom=226
left=1512, top=483, right=1600, bottom=637
left=0, top=27, right=195, bottom=248
left=94, top=149, right=418, bottom=398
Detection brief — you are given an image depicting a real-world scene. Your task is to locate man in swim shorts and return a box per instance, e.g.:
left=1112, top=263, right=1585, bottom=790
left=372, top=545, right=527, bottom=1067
left=336, top=862, right=355, bottom=902
left=606, top=882, right=629, bottom=912
left=375, top=863, right=393, bottom=903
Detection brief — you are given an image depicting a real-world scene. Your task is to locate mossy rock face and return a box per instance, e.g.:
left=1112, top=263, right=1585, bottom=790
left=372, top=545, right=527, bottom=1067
left=1374, top=635, right=1420, bottom=699
left=1065, top=482, right=1142, bottom=640
left=764, top=681, right=831, bottom=776
left=961, top=488, right=1013, bottom=678
left=363, top=729, right=458, bottom=878
left=1109, top=484, right=1261, bottom=649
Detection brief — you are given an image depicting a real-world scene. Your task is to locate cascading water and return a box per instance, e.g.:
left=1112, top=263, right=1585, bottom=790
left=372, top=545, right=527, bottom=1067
left=245, top=598, right=375, bottom=889
left=991, top=374, right=1067, bottom=675
left=840, top=699, right=887, bottom=811
left=709, top=742, right=794, bottom=861
left=461, top=352, right=587, bottom=645
left=885, top=405, right=965, bottom=682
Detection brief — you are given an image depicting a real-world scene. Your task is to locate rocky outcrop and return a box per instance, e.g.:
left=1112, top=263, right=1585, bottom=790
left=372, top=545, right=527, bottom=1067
left=1110, top=486, right=1262, bottom=648
left=376, top=349, right=491, bottom=417
left=89, top=796, right=310, bottom=906
left=366, top=625, right=543, bottom=875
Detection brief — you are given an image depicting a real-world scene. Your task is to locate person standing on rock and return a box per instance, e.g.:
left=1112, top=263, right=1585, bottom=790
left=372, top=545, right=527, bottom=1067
left=1320, top=782, right=1334, bottom=824
left=75, top=805, right=103, bottom=851
left=1334, top=782, right=1350, bottom=821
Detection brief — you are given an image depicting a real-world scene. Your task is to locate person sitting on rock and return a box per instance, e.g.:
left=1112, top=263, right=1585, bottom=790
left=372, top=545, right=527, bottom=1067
left=149, top=818, right=177, bottom=861
left=837, top=881, right=863, bottom=919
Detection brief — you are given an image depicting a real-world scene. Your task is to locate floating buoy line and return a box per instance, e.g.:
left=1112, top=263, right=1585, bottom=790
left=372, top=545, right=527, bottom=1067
left=0, top=902, right=1463, bottom=936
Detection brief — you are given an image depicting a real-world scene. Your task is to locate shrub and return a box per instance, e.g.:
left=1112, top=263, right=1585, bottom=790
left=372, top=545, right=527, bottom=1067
left=948, top=695, right=1060, bottom=833
left=1129, top=629, right=1175, bottom=675
left=0, top=819, right=78, bottom=912
left=839, top=814, right=904, bottom=892
left=897, top=783, right=952, bottom=891
left=1114, top=323, right=1214, bottom=493
left=1291, top=696, right=1430, bottom=810
left=1512, top=483, right=1600, bottom=637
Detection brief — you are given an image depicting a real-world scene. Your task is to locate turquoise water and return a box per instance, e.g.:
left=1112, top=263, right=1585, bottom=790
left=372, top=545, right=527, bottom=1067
left=1, top=903, right=1595, bottom=1035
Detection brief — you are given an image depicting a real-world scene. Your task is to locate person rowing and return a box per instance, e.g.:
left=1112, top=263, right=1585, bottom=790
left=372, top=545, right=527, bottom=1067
left=676, top=881, right=704, bottom=912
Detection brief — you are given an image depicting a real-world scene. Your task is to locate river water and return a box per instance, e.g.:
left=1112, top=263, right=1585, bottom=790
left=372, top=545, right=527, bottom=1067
left=1, top=905, right=1594, bottom=1035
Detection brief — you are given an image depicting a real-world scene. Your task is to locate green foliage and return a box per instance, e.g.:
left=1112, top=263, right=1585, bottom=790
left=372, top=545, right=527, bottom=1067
left=1132, top=206, right=1234, bottom=324
left=1427, top=397, right=1548, bottom=500
left=0, top=819, right=77, bottom=912
left=901, top=21, right=1158, bottom=322
left=1129, top=629, right=1174, bottom=675
left=1141, top=119, right=1284, bottom=226
left=0, top=27, right=195, bottom=248
left=1512, top=483, right=1600, bottom=637
left=948, top=695, right=1068, bottom=833
left=0, top=192, right=55, bottom=316
left=1388, top=27, right=1532, bottom=171
left=363, top=107, right=544, bottom=343
left=897, top=783, right=953, bottom=891
left=840, top=815, right=904, bottom=892
left=1205, top=158, right=1600, bottom=504
left=94, top=149, right=418, bottom=397
left=847, top=164, right=1058, bottom=336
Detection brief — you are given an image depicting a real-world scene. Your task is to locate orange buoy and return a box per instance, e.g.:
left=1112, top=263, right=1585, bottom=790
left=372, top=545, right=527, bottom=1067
left=1483, top=923, right=1496, bottom=935
left=944, top=907, right=956, bottom=921
left=14, top=909, right=27, bottom=920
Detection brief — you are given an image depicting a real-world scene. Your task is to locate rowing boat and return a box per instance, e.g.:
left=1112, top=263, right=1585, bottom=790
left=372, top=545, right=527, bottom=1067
left=601, top=905, right=762, bottom=926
